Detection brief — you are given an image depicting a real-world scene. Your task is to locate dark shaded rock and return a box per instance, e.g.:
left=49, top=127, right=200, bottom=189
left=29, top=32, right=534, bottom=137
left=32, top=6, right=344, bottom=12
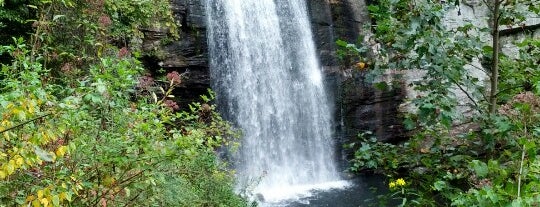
left=308, top=0, right=338, bottom=67
left=340, top=72, right=406, bottom=141
left=141, top=0, right=209, bottom=107
left=307, top=0, right=370, bottom=66
left=308, top=0, right=406, bottom=152
left=328, top=0, right=370, bottom=42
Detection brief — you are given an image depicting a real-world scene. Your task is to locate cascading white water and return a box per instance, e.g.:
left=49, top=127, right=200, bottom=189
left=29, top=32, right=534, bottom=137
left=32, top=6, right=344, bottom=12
left=206, top=0, right=345, bottom=203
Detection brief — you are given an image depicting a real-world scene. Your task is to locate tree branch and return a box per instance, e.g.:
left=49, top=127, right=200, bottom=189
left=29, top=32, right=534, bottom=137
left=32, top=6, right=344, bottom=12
left=488, top=0, right=501, bottom=114
left=448, top=76, right=481, bottom=111
left=0, top=113, right=51, bottom=134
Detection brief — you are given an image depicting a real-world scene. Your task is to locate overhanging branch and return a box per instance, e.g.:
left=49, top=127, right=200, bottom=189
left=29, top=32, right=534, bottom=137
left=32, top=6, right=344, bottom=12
left=500, top=23, right=540, bottom=36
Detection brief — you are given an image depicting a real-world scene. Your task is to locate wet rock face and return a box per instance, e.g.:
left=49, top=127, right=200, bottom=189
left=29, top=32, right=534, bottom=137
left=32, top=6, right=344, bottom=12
left=141, top=0, right=209, bottom=107
left=307, top=0, right=370, bottom=67
left=307, top=0, right=338, bottom=67
left=307, top=0, right=406, bottom=145
left=340, top=74, right=406, bottom=143
left=143, top=0, right=407, bottom=145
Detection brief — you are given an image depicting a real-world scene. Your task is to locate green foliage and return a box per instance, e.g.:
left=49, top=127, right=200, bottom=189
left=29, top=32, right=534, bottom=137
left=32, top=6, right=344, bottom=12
left=344, top=0, right=540, bottom=206
left=0, top=1, right=247, bottom=206
left=0, top=40, right=247, bottom=206
left=499, top=38, right=540, bottom=101
left=346, top=132, right=401, bottom=172
left=0, top=0, right=39, bottom=47
left=0, top=0, right=178, bottom=71
left=336, top=38, right=368, bottom=68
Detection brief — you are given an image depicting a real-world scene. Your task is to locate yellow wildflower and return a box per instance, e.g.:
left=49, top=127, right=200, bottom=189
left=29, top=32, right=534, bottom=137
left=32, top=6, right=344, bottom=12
left=396, top=178, right=406, bottom=186
left=389, top=181, right=396, bottom=189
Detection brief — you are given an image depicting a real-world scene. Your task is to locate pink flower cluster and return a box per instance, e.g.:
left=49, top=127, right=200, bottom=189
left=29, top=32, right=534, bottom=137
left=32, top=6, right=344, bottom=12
left=166, top=71, right=182, bottom=85
left=98, top=15, right=112, bottom=28
left=61, top=63, right=73, bottom=73
left=118, top=47, right=130, bottom=58
left=498, top=92, right=540, bottom=118
left=137, top=75, right=155, bottom=90
left=88, top=0, right=105, bottom=9
left=163, top=99, right=179, bottom=111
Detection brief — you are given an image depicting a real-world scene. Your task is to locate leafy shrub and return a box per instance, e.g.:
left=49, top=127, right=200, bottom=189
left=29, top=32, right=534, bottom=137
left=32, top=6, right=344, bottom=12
left=0, top=1, right=248, bottom=206
left=344, top=1, right=540, bottom=205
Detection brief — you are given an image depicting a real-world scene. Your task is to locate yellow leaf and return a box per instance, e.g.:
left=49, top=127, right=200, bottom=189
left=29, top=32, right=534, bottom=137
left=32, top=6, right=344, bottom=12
left=104, top=176, right=116, bottom=187
left=1, top=119, right=10, bottom=126
left=55, top=146, right=67, bottom=157
left=26, top=195, right=36, bottom=202
left=41, top=197, right=49, bottom=207
left=46, top=130, right=55, bottom=141
left=7, top=160, right=15, bottom=174
left=14, top=108, right=26, bottom=120
left=37, top=190, right=44, bottom=199
left=72, top=187, right=79, bottom=196
left=0, top=170, right=6, bottom=179
left=355, top=62, right=367, bottom=70
left=59, top=192, right=66, bottom=200
left=28, top=105, right=35, bottom=114
left=32, top=199, right=41, bottom=207
left=16, top=157, right=24, bottom=167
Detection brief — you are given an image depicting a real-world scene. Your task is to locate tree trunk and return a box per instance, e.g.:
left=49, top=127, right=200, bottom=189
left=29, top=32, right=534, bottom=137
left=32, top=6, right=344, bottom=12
left=488, top=0, right=501, bottom=114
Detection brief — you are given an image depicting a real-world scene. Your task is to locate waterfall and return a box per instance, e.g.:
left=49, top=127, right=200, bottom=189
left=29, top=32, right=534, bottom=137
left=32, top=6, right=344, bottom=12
left=206, top=0, right=344, bottom=202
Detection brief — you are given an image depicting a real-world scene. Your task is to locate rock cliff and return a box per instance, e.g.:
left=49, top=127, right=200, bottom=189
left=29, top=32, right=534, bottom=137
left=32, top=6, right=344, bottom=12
left=142, top=0, right=407, bottom=162
left=141, top=0, right=209, bottom=107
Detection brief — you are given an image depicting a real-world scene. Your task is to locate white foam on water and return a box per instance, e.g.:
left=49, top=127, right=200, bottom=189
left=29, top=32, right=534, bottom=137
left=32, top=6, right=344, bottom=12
left=257, top=180, right=352, bottom=205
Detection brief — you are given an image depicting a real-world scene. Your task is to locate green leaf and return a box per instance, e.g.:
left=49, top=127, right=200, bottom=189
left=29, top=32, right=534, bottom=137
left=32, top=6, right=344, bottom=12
left=494, top=118, right=511, bottom=133
left=485, top=187, right=499, bottom=203
left=53, top=15, right=65, bottom=21
left=433, top=180, right=447, bottom=191
left=511, top=198, right=523, bottom=207
left=470, top=160, right=488, bottom=178
left=403, top=118, right=415, bottom=130
left=52, top=194, right=60, bottom=206
left=367, top=5, right=380, bottom=12
left=374, top=82, right=388, bottom=90
left=482, top=46, right=493, bottom=53
left=64, top=192, right=72, bottom=202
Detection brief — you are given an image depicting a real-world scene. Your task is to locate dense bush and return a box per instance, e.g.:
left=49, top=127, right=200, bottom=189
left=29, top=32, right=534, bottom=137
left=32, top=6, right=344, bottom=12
left=340, top=0, right=540, bottom=206
left=1, top=0, right=247, bottom=206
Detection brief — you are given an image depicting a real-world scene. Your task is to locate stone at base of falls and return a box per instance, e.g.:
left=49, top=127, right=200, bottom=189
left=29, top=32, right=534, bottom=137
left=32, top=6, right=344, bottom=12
left=339, top=172, right=356, bottom=179
left=256, top=193, right=265, bottom=202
